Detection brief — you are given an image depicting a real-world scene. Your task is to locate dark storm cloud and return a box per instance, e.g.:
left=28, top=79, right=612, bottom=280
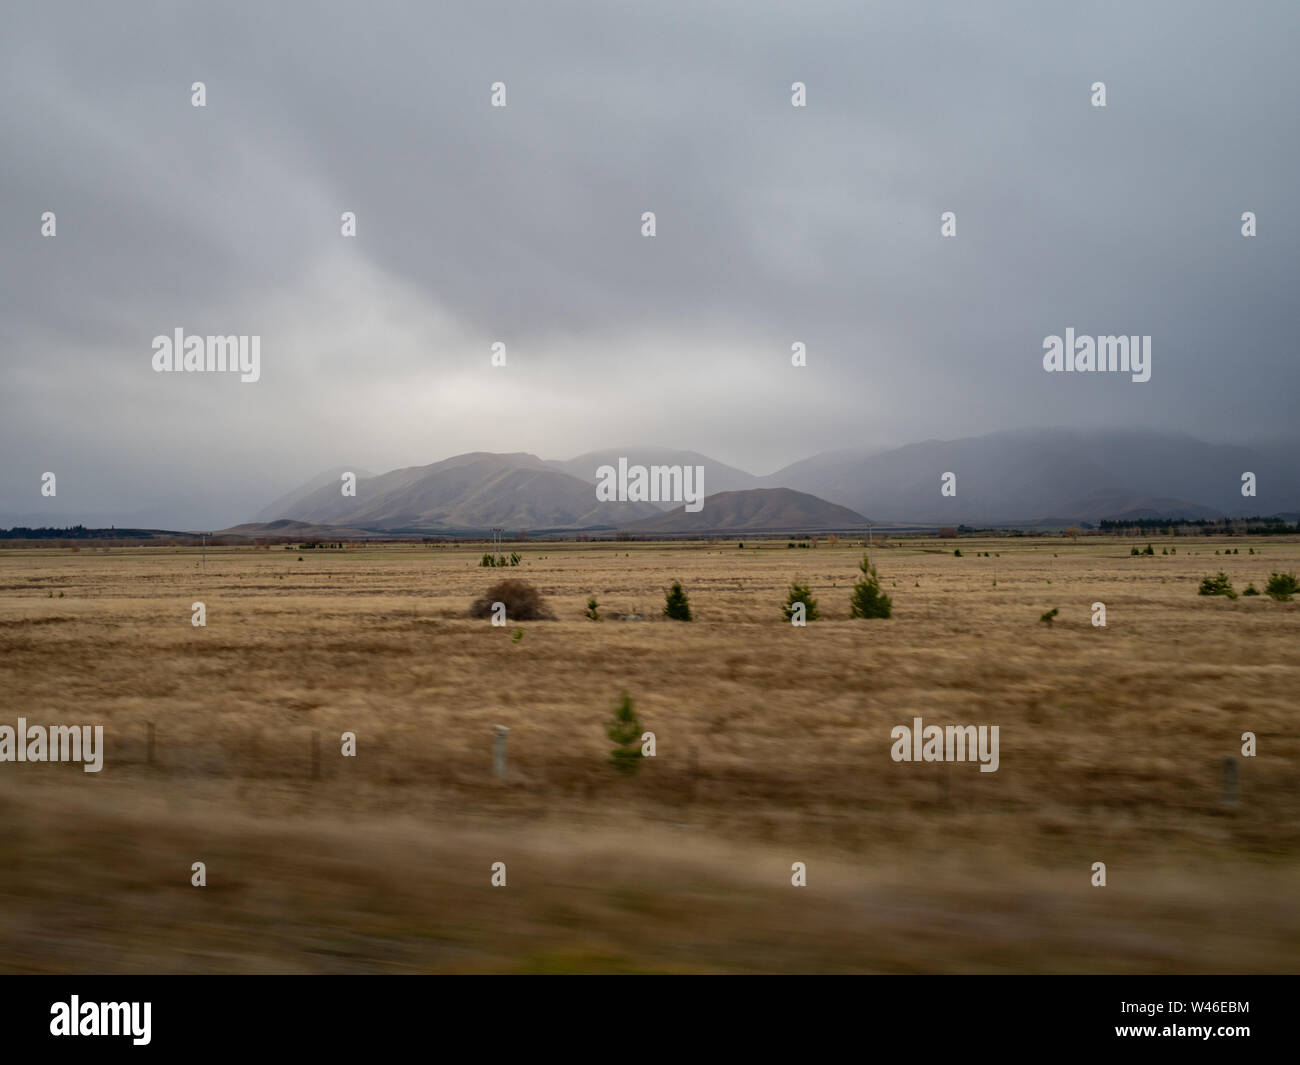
left=1, top=0, right=1296, bottom=526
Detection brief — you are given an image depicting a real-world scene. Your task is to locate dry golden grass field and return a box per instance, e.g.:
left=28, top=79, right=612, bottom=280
left=0, top=536, right=1297, bottom=972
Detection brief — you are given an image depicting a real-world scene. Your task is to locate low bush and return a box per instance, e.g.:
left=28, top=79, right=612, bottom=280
left=468, top=578, right=555, bottom=620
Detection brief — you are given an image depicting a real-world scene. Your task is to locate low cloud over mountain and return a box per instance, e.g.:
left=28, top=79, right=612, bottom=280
left=761, top=429, right=1300, bottom=525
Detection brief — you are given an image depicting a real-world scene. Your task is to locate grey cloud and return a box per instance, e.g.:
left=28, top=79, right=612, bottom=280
left=1, top=0, right=1296, bottom=527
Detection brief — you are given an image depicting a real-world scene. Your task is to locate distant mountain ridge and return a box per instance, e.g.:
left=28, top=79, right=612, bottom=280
left=547, top=447, right=762, bottom=508
left=220, top=518, right=390, bottom=539
left=625, top=488, right=869, bottom=533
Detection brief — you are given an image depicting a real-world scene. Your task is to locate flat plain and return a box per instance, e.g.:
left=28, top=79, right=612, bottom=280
left=0, top=536, right=1297, bottom=972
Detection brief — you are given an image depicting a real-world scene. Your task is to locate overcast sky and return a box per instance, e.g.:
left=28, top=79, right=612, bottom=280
left=2, top=0, right=1296, bottom=527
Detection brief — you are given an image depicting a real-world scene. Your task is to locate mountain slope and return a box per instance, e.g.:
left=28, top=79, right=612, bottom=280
left=254, top=467, right=374, bottom=523
left=253, top=452, right=660, bottom=530
left=625, top=487, right=869, bottom=533
left=765, top=429, right=1300, bottom=524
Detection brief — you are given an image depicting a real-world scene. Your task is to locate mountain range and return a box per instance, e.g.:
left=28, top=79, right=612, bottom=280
left=757, top=428, right=1300, bottom=525
left=252, top=451, right=660, bottom=532
left=236, top=428, right=1300, bottom=535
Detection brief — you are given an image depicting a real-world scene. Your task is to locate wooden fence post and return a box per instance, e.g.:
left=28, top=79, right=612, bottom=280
left=494, top=725, right=509, bottom=780
left=1221, top=756, right=1238, bottom=809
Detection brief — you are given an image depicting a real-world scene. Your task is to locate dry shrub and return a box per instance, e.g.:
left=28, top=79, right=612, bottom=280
left=468, top=578, right=555, bottom=620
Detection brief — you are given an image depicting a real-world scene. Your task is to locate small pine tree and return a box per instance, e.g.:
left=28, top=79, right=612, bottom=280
left=585, top=596, right=600, bottom=621
left=1243, top=583, right=1260, bottom=596
left=1143, top=544, right=1155, bottom=556
left=606, top=692, right=643, bottom=775
left=1198, top=572, right=1237, bottom=599
left=1265, top=572, right=1299, bottom=601
left=782, top=580, right=820, bottom=622
left=849, top=556, right=892, bottom=619
left=953, top=548, right=962, bottom=557
left=664, top=581, right=693, bottom=621
left=1131, top=546, right=1140, bottom=556
left=1040, top=607, right=1058, bottom=625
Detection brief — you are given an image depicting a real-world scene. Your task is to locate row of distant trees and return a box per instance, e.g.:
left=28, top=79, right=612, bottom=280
left=0, top=525, right=154, bottom=540
left=937, top=517, right=1299, bottom=538
left=1098, top=516, right=1299, bottom=535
